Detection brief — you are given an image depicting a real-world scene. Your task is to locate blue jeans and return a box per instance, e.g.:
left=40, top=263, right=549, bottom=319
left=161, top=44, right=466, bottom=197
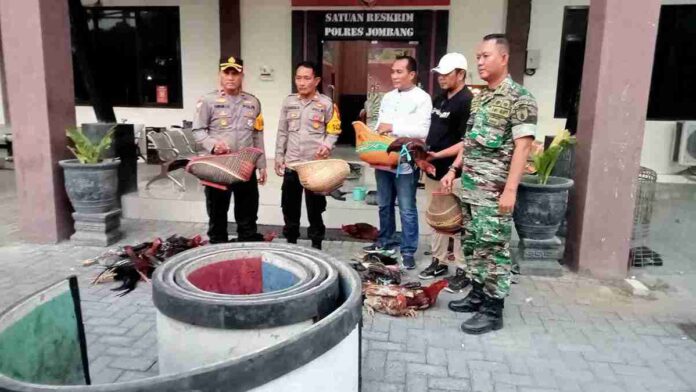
left=374, top=169, right=419, bottom=256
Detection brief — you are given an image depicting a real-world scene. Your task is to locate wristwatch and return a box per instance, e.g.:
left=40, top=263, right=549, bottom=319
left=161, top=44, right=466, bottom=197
left=448, top=165, right=461, bottom=175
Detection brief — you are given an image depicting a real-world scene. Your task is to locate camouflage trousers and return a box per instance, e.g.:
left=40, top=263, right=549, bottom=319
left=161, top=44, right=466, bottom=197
left=460, top=203, right=513, bottom=299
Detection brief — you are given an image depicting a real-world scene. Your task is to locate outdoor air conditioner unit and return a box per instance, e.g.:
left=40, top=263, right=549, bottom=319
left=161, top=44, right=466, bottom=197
left=673, top=121, right=696, bottom=166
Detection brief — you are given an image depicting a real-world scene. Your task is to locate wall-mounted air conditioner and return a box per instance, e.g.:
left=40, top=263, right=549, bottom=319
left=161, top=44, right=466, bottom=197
left=673, top=121, right=696, bottom=166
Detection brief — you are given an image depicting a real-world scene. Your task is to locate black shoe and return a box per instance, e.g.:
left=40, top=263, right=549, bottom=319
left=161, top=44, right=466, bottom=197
left=402, top=254, right=416, bottom=270
left=312, top=240, right=322, bottom=250
left=287, top=238, right=298, bottom=244
left=362, top=244, right=396, bottom=256
left=445, top=268, right=471, bottom=293
left=460, top=297, right=504, bottom=335
left=418, top=259, right=448, bottom=280
left=209, top=237, right=229, bottom=244
left=448, top=281, right=484, bottom=313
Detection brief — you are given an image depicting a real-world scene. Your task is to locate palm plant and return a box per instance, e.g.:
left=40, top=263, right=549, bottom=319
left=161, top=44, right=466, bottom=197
left=532, top=129, right=576, bottom=185
left=66, top=126, right=115, bottom=164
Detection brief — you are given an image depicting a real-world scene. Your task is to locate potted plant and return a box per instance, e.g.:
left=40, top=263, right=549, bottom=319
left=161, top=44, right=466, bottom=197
left=58, top=126, right=120, bottom=214
left=513, top=130, right=576, bottom=240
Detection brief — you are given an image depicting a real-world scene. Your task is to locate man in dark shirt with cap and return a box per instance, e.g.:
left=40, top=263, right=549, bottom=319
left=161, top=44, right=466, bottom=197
left=192, top=56, right=267, bottom=244
left=418, top=53, right=473, bottom=286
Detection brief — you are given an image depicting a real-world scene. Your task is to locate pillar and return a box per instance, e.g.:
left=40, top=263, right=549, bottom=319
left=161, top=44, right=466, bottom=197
left=566, top=0, right=661, bottom=279
left=0, top=0, right=75, bottom=243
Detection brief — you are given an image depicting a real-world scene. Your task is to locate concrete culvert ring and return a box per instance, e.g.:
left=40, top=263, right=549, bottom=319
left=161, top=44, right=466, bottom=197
left=152, top=244, right=339, bottom=330
left=174, top=250, right=318, bottom=298
left=0, top=243, right=362, bottom=392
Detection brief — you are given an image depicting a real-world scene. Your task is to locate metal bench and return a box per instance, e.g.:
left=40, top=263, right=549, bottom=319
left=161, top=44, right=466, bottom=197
left=145, top=131, right=191, bottom=191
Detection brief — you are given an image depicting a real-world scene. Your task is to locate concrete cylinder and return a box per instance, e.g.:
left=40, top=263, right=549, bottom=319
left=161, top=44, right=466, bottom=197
left=0, top=244, right=362, bottom=392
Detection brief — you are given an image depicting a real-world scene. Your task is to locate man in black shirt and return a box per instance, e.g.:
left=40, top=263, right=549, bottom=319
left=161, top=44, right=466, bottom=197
left=418, top=53, right=473, bottom=290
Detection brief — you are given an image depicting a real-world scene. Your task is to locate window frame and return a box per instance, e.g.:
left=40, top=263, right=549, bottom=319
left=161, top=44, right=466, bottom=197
left=73, top=6, right=184, bottom=109
left=553, top=5, right=696, bottom=122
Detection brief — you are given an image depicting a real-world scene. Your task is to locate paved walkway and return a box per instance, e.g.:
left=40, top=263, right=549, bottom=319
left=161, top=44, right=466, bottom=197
left=1, top=172, right=696, bottom=391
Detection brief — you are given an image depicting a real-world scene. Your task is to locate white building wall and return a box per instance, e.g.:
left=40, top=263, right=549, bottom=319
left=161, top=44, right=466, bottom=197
left=75, top=0, right=220, bottom=128
left=240, top=0, right=293, bottom=156
left=447, top=0, right=507, bottom=86
left=525, top=0, right=696, bottom=174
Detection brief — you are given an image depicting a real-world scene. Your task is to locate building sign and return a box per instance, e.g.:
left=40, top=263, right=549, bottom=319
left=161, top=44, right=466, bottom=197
left=323, top=11, right=417, bottom=39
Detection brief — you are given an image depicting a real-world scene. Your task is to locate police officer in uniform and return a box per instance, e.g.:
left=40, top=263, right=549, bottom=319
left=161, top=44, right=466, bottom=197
left=274, top=61, right=341, bottom=250
left=192, top=56, right=267, bottom=244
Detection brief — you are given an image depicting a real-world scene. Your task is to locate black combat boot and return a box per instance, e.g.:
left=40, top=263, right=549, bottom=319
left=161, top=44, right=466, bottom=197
left=460, top=296, right=504, bottom=335
left=448, top=281, right=484, bottom=313
left=311, top=240, right=322, bottom=250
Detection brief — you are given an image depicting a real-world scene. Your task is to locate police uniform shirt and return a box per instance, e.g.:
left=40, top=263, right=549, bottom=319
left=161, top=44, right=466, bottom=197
left=275, top=93, right=341, bottom=166
left=192, top=90, right=266, bottom=169
left=426, top=87, right=474, bottom=180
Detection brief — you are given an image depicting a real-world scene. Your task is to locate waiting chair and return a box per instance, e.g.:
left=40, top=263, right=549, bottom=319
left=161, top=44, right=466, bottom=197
left=165, top=129, right=201, bottom=156
left=145, top=131, right=191, bottom=191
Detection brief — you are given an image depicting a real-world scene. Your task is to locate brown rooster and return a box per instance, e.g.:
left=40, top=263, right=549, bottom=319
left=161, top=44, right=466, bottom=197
left=387, top=138, right=436, bottom=176
left=363, top=279, right=449, bottom=317
left=342, top=223, right=379, bottom=241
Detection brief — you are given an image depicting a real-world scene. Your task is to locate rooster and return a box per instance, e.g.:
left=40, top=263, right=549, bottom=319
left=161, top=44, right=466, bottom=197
left=387, top=138, right=436, bottom=176
left=363, top=279, right=449, bottom=317
left=352, top=261, right=401, bottom=284
left=92, top=234, right=205, bottom=296
left=342, top=223, right=379, bottom=241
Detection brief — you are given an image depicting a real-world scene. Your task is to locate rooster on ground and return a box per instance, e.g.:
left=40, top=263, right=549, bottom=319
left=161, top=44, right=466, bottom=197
left=92, top=234, right=205, bottom=296
left=342, top=223, right=379, bottom=241
left=362, top=279, right=449, bottom=317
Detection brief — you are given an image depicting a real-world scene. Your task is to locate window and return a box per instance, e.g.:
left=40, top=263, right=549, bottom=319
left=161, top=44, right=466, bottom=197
left=555, top=5, right=696, bottom=121
left=554, top=7, right=587, bottom=119
left=72, top=7, right=183, bottom=108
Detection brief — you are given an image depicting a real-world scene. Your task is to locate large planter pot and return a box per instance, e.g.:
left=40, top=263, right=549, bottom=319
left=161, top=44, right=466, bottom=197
left=514, top=175, right=574, bottom=240
left=59, top=159, right=120, bottom=213
left=82, top=123, right=137, bottom=195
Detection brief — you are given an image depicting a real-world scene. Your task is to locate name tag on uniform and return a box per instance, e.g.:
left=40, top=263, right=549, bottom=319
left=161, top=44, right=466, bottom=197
left=287, top=105, right=300, bottom=110
left=214, top=104, right=228, bottom=109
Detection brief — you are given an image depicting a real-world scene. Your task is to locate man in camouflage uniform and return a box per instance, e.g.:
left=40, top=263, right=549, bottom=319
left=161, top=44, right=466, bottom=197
left=275, top=61, right=342, bottom=250
left=441, top=34, right=537, bottom=334
left=192, top=56, right=267, bottom=244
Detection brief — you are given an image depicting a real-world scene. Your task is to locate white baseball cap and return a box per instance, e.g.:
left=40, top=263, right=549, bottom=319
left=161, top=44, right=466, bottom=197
left=431, top=53, right=468, bottom=74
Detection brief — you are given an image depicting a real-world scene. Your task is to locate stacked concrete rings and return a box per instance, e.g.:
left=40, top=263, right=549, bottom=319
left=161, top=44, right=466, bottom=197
left=152, top=243, right=340, bottom=329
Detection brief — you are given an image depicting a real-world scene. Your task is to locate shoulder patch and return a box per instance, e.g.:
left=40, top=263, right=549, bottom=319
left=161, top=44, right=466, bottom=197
left=326, top=104, right=342, bottom=136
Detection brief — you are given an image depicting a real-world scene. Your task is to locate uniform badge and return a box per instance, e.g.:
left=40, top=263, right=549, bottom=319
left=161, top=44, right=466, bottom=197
left=315, top=103, right=324, bottom=109
left=216, top=98, right=226, bottom=103
left=313, top=121, right=321, bottom=129
left=516, top=107, right=529, bottom=122
left=221, top=118, right=228, bottom=126
left=289, top=112, right=299, bottom=119
left=247, top=119, right=254, bottom=127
